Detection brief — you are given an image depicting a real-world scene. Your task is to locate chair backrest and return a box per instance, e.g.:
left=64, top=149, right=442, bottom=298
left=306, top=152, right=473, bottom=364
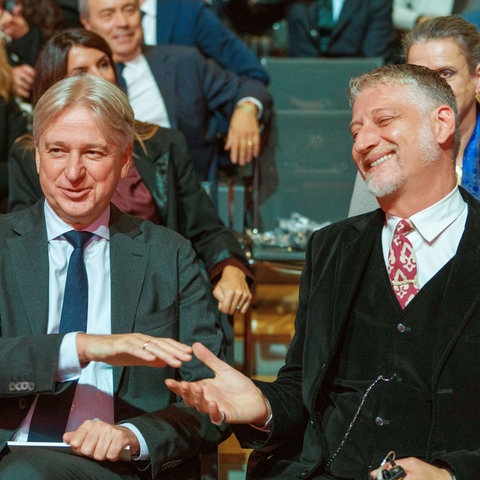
left=261, top=56, right=383, bottom=110
left=253, top=109, right=357, bottom=233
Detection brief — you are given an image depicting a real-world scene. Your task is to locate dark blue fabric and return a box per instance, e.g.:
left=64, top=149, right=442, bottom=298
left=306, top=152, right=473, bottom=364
left=115, top=62, right=128, bottom=94
left=59, top=230, right=93, bottom=334
left=461, top=113, right=480, bottom=200
left=28, top=230, right=92, bottom=442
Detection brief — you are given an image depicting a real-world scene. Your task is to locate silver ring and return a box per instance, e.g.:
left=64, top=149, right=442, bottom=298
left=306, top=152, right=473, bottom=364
left=247, top=140, right=253, bottom=147
left=236, top=305, right=241, bottom=311
left=142, top=341, right=150, bottom=350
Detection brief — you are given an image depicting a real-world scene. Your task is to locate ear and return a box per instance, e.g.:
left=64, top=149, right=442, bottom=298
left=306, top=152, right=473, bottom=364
left=34, top=146, right=41, bottom=174
left=474, top=64, right=480, bottom=97
left=431, top=105, right=456, bottom=146
left=119, top=143, right=133, bottom=178
left=80, top=14, right=89, bottom=29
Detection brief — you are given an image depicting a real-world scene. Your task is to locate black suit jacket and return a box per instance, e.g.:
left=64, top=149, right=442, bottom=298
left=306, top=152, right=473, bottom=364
left=235, top=189, right=480, bottom=480
left=0, top=203, right=227, bottom=478
left=143, top=44, right=273, bottom=180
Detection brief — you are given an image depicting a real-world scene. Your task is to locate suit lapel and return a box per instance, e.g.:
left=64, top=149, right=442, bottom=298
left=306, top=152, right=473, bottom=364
left=109, top=208, right=150, bottom=389
left=331, top=211, right=384, bottom=341
left=7, top=202, right=49, bottom=335
left=144, top=46, right=178, bottom=128
left=331, top=0, right=356, bottom=38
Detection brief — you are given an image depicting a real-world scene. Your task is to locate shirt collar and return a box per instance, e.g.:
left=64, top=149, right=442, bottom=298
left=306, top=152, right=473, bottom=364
left=386, top=187, right=467, bottom=244
left=140, top=0, right=156, bottom=16
left=44, top=200, right=110, bottom=242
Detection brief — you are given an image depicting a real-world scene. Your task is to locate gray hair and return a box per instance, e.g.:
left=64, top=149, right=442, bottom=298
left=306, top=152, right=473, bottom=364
left=348, top=63, right=460, bottom=159
left=33, top=74, right=135, bottom=153
left=402, top=15, right=480, bottom=73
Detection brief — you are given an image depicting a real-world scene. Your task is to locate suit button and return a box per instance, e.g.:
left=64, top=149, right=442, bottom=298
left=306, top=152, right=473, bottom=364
left=18, top=398, right=28, bottom=410
left=309, top=29, right=318, bottom=37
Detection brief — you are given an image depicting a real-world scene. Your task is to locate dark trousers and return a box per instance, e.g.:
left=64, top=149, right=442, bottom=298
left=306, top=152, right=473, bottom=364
left=0, top=447, right=146, bottom=479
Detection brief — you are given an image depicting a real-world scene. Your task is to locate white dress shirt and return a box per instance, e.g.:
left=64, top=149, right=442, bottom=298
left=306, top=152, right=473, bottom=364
left=382, top=187, right=468, bottom=288
left=122, top=54, right=171, bottom=128
left=140, top=0, right=157, bottom=46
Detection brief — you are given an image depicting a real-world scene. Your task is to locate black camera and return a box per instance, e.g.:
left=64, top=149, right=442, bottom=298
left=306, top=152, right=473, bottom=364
left=380, top=465, right=406, bottom=480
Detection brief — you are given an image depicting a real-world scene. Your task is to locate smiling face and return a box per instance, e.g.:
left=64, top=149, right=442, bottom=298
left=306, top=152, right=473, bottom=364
left=66, top=45, right=116, bottom=83
left=350, top=83, right=443, bottom=199
left=81, top=0, right=143, bottom=63
left=407, top=38, right=480, bottom=126
left=35, top=106, right=131, bottom=228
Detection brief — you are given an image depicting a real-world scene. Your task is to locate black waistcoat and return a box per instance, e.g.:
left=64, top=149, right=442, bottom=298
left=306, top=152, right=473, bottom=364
left=320, top=236, right=453, bottom=479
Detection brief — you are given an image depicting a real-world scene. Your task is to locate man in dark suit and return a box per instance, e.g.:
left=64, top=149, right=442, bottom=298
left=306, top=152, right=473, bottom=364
left=79, top=0, right=273, bottom=181
left=0, top=74, right=227, bottom=479
left=167, top=63, right=480, bottom=479
left=139, top=0, right=269, bottom=85
left=223, top=0, right=396, bottom=60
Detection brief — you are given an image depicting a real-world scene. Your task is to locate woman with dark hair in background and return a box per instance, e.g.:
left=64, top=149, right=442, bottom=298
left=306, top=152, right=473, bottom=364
left=8, top=28, right=253, bottom=359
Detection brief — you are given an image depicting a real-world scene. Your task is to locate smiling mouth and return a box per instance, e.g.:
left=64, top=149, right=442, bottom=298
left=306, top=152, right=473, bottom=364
left=369, top=153, right=394, bottom=168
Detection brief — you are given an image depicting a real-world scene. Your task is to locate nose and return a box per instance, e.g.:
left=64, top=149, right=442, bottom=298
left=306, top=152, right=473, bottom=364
left=64, top=154, right=86, bottom=183
left=352, top=126, right=379, bottom=155
left=113, top=10, right=130, bottom=27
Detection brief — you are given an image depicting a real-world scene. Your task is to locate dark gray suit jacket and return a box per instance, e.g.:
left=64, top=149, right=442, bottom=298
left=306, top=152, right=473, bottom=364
left=0, top=202, right=227, bottom=479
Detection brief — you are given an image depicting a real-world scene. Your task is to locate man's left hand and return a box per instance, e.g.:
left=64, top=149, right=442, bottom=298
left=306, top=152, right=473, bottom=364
left=370, top=457, right=453, bottom=480
left=225, top=103, right=260, bottom=166
left=64, top=420, right=139, bottom=461
left=212, top=265, right=252, bottom=314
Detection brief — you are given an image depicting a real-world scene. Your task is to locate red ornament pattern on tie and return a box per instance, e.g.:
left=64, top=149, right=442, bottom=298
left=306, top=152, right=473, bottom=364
left=387, top=219, right=419, bottom=309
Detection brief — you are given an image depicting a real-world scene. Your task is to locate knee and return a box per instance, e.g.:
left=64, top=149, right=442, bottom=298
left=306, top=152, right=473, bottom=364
left=0, top=449, right=60, bottom=479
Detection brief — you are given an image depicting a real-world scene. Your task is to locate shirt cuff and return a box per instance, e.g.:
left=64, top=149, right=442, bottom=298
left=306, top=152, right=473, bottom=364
left=237, top=97, right=263, bottom=119
left=56, top=332, right=82, bottom=382
left=119, top=423, right=150, bottom=461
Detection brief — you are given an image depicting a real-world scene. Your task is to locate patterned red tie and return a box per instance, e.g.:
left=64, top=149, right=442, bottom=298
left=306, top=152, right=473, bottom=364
left=387, top=219, right=419, bottom=309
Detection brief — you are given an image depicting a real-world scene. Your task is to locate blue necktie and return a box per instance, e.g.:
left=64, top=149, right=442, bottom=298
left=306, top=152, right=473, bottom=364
left=28, top=231, right=93, bottom=441
left=116, top=62, right=128, bottom=94
left=317, top=0, right=335, bottom=54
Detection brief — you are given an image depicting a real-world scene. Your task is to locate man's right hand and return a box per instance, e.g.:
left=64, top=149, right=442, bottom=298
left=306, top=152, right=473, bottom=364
left=165, top=342, right=271, bottom=426
left=76, top=333, right=193, bottom=369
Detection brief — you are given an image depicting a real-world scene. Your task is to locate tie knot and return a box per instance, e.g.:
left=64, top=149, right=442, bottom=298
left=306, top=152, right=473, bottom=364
left=63, top=230, right=93, bottom=250
left=394, top=219, right=414, bottom=236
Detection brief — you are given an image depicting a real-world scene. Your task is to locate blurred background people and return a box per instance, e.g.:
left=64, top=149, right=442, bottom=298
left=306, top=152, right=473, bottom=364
left=0, top=0, right=64, bottom=101
left=79, top=0, right=273, bottom=183
left=139, top=0, right=269, bottom=85
left=222, top=0, right=396, bottom=61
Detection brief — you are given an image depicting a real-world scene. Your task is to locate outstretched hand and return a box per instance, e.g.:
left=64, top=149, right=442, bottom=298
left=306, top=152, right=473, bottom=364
left=76, top=333, right=193, bottom=369
left=165, top=342, right=270, bottom=426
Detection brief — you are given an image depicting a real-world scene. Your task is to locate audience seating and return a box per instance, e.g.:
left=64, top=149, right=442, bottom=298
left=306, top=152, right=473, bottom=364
left=260, top=56, right=383, bottom=110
